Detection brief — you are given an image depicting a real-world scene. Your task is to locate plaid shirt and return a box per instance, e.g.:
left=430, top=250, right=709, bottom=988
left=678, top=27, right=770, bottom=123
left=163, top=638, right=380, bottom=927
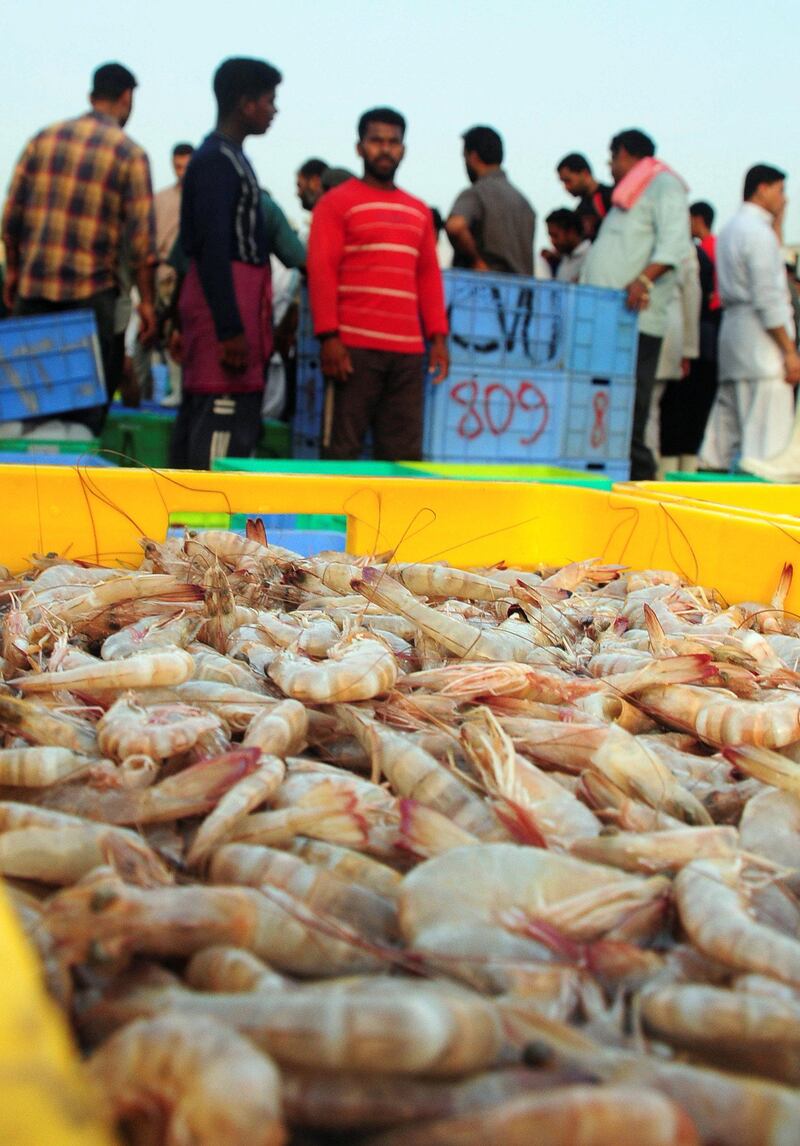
left=2, top=111, right=156, bottom=301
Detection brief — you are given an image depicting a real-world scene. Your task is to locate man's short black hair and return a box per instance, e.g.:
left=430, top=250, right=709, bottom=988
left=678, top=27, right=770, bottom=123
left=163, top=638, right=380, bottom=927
left=557, top=152, right=591, bottom=175
left=213, top=57, right=282, bottom=117
left=358, top=107, right=406, bottom=140
left=744, top=163, right=786, bottom=201
left=690, top=200, right=715, bottom=228
left=546, top=208, right=582, bottom=232
left=298, top=157, right=329, bottom=179
left=610, top=129, right=656, bottom=159
left=172, top=142, right=194, bottom=158
left=92, top=63, right=137, bottom=100
left=462, top=125, right=503, bottom=166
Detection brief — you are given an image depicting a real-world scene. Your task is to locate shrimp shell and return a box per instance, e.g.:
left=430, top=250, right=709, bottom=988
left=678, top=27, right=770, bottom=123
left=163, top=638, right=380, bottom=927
left=269, top=631, right=398, bottom=703
left=14, top=649, right=196, bottom=693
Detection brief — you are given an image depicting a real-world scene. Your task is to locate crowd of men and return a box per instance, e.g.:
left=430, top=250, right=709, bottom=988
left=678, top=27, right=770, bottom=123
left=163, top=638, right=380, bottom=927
left=2, top=56, right=798, bottom=478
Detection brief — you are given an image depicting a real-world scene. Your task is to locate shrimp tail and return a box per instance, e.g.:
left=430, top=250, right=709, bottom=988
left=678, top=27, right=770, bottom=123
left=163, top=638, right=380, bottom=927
left=157, top=747, right=262, bottom=810
left=396, top=799, right=479, bottom=858
left=773, top=562, right=793, bottom=609
left=100, top=834, right=173, bottom=888
left=246, top=517, right=268, bottom=547
left=489, top=798, right=549, bottom=848
left=643, top=604, right=670, bottom=657
left=723, top=744, right=800, bottom=795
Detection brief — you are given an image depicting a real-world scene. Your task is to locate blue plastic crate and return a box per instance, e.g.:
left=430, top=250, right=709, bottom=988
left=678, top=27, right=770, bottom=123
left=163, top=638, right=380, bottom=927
left=0, top=311, right=106, bottom=421
left=0, top=451, right=116, bottom=467
left=294, top=270, right=637, bottom=463
left=422, top=367, right=634, bottom=466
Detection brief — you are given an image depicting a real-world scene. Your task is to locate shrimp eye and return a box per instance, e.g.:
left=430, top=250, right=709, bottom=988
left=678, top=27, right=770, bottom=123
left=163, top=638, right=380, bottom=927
left=90, top=887, right=119, bottom=912
left=522, top=1040, right=554, bottom=1067
left=88, top=940, right=114, bottom=964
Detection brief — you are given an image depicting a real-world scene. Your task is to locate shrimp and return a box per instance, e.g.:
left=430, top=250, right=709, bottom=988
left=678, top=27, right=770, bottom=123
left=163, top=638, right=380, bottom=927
left=185, top=946, right=289, bottom=993
left=187, top=757, right=286, bottom=867
left=46, top=867, right=389, bottom=976
left=83, top=974, right=505, bottom=1077
left=399, top=844, right=670, bottom=965
left=88, top=1014, right=286, bottom=1146
left=739, top=788, right=800, bottom=891
left=675, top=857, right=800, bottom=986
left=361, top=1086, right=699, bottom=1146
left=630, top=681, right=800, bottom=749
left=254, top=610, right=342, bottom=656
left=269, top=630, right=397, bottom=702
left=32, top=747, right=260, bottom=824
left=242, top=697, right=309, bottom=756
left=0, top=694, right=99, bottom=754
left=97, top=697, right=223, bottom=761
left=187, top=643, right=268, bottom=692
left=380, top=563, right=510, bottom=602
left=336, top=705, right=507, bottom=840
left=33, top=574, right=204, bottom=629
left=641, top=983, right=800, bottom=1085
left=570, top=826, right=740, bottom=874
left=725, top=743, right=800, bottom=797
left=100, top=614, right=203, bottom=660
left=0, top=802, right=170, bottom=885
left=285, top=837, right=403, bottom=898
left=13, top=648, right=196, bottom=693
left=0, top=746, right=91, bottom=786
left=209, top=842, right=398, bottom=942
left=458, top=709, right=601, bottom=848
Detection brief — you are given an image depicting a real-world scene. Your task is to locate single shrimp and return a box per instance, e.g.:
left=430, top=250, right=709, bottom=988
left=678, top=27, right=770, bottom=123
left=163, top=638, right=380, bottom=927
left=209, top=842, right=398, bottom=943
left=641, top=983, right=800, bottom=1086
left=570, top=826, right=740, bottom=874
left=361, top=1085, right=699, bottom=1146
left=33, top=574, right=204, bottom=629
left=0, top=694, right=99, bottom=754
left=32, top=747, right=260, bottom=824
left=0, top=746, right=91, bottom=786
left=97, top=697, right=223, bottom=761
left=675, top=857, right=800, bottom=986
left=254, top=610, right=342, bottom=656
left=82, top=972, right=505, bottom=1078
left=88, top=1014, right=286, bottom=1146
left=629, top=681, right=800, bottom=749
left=100, top=613, right=203, bottom=660
left=187, top=756, right=286, bottom=867
left=13, top=648, right=196, bottom=694
left=399, top=844, right=670, bottom=961
left=187, top=642, right=268, bottom=692
left=285, top=837, right=403, bottom=899
left=739, top=788, right=800, bottom=892
left=725, top=743, right=800, bottom=798
left=336, top=705, right=507, bottom=841
left=46, top=867, right=389, bottom=976
left=0, top=802, right=170, bottom=885
left=185, top=946, right=289, bottom=993
left=242, top=697, right=309, bottom=757
left=268, top=630, right=398, bottom=703
left=458, top=708, right=601, bottom=848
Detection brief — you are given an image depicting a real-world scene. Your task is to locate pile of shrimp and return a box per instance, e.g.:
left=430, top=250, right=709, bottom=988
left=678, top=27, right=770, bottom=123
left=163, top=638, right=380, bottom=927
left=4, top=524, right=800, bottom=1144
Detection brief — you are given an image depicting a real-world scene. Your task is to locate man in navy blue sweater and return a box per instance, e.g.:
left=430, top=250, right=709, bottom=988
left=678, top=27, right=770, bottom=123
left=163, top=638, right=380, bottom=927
left=170, top=57, right=282, bottom=469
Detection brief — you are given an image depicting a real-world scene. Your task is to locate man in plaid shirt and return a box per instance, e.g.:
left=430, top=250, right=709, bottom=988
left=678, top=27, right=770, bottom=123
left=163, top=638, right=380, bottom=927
left=1, top=62, right=156, bottom=429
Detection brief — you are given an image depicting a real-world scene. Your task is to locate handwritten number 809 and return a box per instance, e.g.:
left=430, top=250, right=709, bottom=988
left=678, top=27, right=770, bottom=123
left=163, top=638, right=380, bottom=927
left=450, top=379, right=550, bottom=446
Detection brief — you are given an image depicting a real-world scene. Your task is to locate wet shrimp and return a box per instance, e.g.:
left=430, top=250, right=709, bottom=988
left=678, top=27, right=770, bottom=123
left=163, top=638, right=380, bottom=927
left=97, top=697, right=223, bottom=761
left=13, top=648, right=196, bottom=694
left=187, top=757, right=286, bottom=867
left=269, top=630, right=398, bottom=702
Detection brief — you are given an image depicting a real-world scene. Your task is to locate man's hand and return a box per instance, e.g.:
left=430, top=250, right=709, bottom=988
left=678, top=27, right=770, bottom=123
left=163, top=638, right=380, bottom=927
left=119, top=355, right=140, bottom=407
left=681, top=357, right=692, bottom=379
left=473, top=257, right=490, bottom=272
left=540, top=249, right=560, bottom=275
left=168, top=329, right=183, bottom=365
left=785, top=347, right=800, bottom=386
left=219, top=333, right=249, bottom=373
left=137, top=301, right=157, bottom=347
left=428, top=334, right=449, bottom=384
left=320, top=335, right=353, bottom=383
left=2, top=271, right=18, bottom=313
left=625, top=278, right=651, bottom=312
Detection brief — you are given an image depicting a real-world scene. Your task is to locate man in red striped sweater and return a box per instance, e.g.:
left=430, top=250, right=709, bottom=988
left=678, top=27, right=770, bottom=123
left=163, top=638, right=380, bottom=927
left=307, top=107, right=449, bottom=460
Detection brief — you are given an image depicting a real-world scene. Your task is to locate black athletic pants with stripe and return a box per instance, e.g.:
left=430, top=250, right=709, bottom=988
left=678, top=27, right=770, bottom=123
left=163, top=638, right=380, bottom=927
left=169, top=391, right=264, bottom=469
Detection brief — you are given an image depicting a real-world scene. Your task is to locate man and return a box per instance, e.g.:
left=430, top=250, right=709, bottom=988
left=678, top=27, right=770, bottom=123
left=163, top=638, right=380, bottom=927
left=557, top=153, right=613, bottom=240
left=542, top=208, right=590, bottom=282
left=296, top=158, right=329, bottom=211
left=690, top=201, right=720, bottom=311
left=699, top=165, right=800, bottom=474
left=446, top=126, right=535, bottom=275
left=1, top=62, right=156, bottom=429
left=580, top=128, right=691, bottom=480
left=307, top=106, right=448, bottom=460
left=170, top=56, right=281, bottom=469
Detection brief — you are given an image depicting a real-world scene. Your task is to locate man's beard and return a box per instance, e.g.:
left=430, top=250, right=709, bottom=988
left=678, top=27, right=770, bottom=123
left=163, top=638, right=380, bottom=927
left=364, top=157, right=399, bottom=183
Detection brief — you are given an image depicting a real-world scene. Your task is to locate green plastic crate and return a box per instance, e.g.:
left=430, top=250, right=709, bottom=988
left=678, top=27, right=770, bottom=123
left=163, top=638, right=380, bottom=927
left=101, top=410, right=174, bottom=468
left=256, top=420, right=291, bottom=458
left=401, top=461, right=615, bottom=489
left=212, top=458, right=411, bottom=477
left=663, top=470, right=766, bottom=483
left=0, top=437, right=101, bottom=456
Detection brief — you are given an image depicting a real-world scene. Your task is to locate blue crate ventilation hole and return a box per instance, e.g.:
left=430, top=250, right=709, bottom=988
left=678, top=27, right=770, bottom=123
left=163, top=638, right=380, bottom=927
left=294, top=271, right=637, bottom=472
left=0, top=310, right=106, bottom=422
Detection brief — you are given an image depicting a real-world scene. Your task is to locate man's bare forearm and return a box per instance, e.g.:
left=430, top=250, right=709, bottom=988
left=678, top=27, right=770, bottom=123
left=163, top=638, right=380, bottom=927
left=134, top=263, right=156, bottom=307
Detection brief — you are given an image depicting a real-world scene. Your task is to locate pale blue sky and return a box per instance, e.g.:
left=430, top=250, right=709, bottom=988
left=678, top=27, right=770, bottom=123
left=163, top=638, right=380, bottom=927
left=2, top=0, right=799, bottom=241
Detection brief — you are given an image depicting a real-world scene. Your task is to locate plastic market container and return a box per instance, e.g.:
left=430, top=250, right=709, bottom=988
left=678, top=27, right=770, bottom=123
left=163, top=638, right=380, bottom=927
left=0, top=310, right=106, bottom=421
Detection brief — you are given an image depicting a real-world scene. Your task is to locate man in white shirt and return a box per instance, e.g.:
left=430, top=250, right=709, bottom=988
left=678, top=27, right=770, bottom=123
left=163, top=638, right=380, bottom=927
left=700, top=164, right=800, bottom=471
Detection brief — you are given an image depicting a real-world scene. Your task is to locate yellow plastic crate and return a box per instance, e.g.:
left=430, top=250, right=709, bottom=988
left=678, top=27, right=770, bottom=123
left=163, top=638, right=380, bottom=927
left=616, top=481, right=800, bottom=523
